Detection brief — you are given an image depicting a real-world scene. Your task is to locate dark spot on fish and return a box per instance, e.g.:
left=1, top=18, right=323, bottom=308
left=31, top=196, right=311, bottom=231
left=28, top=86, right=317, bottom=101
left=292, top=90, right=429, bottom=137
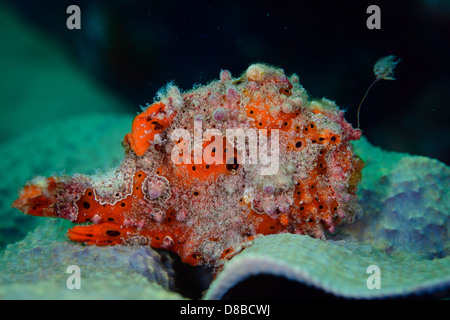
left=106, top=230, right=121, bottom=237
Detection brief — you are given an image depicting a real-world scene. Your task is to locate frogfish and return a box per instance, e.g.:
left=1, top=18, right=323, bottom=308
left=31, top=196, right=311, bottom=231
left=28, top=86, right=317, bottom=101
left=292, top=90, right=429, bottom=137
left=13, top=64, right=364, bottom=267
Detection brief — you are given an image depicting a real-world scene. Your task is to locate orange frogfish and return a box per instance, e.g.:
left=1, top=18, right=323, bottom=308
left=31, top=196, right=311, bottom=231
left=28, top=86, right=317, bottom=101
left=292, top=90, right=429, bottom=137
left=13, top=64, right=363, bottom=267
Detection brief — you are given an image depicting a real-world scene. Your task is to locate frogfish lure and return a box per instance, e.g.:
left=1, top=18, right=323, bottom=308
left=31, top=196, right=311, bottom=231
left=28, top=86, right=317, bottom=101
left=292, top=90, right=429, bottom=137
left=13, top=64, right=364, bottom=267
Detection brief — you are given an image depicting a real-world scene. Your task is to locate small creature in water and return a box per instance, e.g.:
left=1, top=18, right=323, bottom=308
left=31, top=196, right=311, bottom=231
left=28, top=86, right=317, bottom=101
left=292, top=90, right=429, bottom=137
left=357, top=55, right=401, bottom=128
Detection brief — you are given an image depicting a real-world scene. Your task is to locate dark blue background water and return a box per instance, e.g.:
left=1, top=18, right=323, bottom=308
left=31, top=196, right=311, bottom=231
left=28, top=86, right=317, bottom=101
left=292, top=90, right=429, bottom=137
left=6, top=0, right=450, bottom=164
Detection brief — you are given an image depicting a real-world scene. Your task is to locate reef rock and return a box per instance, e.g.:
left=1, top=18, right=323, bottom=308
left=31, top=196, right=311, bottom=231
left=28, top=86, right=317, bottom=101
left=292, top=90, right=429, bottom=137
left=0, top=219, right=180, bottom=299
left=338, top=137, right=450, bottom=259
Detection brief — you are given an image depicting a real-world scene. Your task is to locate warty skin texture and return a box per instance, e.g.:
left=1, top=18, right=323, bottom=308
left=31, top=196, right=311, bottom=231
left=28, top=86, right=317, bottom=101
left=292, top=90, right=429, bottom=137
left=13, top=64, right=363, bottom=267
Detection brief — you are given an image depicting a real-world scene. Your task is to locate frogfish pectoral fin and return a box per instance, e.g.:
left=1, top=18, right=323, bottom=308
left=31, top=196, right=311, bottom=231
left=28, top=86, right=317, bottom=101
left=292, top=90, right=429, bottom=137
left=67, top=223, right=130, bottom=245
left=123, top=102, right=177, bottom=156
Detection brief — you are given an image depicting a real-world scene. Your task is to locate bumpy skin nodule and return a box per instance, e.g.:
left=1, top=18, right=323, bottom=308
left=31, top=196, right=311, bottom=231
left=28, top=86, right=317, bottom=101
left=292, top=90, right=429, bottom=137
left=13, top=64, right=363, bottom=267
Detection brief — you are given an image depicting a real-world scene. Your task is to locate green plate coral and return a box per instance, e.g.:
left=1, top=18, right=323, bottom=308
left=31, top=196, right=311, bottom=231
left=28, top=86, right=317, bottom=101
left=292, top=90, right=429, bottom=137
left=205, top=137, right=450, bottom=299
left=206, top=233, right=450, bottom=299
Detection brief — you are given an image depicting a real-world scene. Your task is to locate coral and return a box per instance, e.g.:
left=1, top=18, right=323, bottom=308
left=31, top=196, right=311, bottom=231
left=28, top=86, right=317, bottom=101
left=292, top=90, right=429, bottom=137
left=0, top=219, right=181, bottom=299
left=12, top=63, right=363, bottom=267
left=337, top=137, right=450, bottom=259
left=0, top=276, right=182, bottom=300
left=205, top=233, right=450, bottom=299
